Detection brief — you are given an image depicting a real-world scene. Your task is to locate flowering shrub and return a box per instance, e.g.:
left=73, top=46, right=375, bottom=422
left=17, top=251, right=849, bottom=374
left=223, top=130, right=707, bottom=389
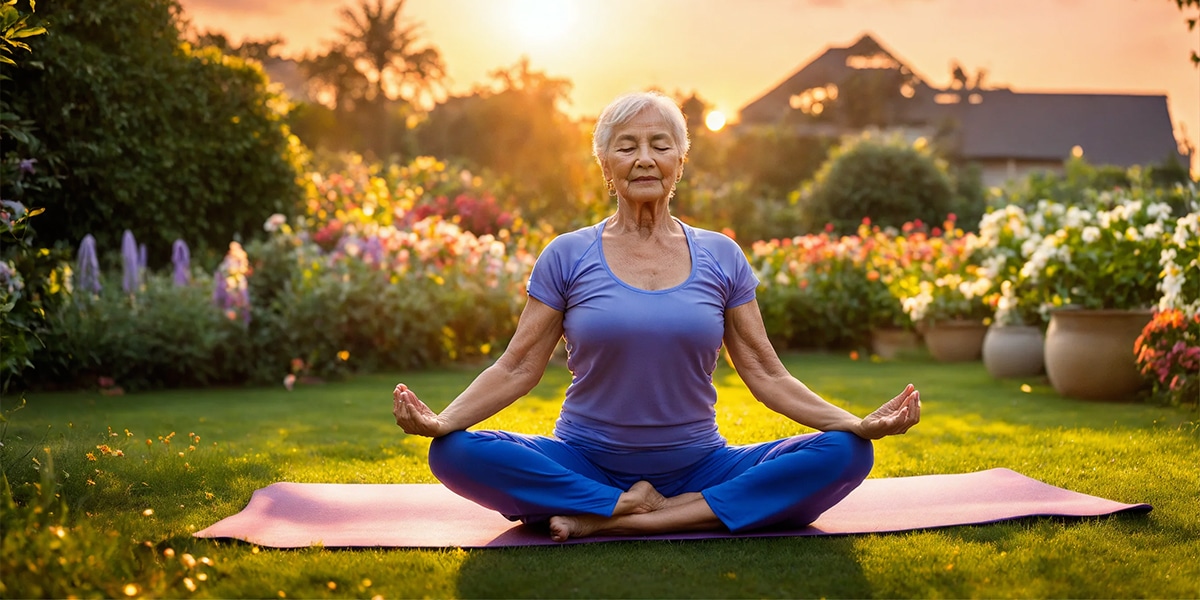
left=0, top=200, right=71, bottom=391
left=240, top=213, right=530, bottom=378
left=862, top=216, right=992, bottom=326
left=750, top=223, right=909, bottom=349
left=1134, top=309, right=1199, bottom=407
left=1015, top=193, right=1178, bottom=313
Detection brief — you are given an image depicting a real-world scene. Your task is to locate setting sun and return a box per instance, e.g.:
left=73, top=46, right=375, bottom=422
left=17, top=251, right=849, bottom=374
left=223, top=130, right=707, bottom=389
left=705, top=110, right=726, bottom=132
left=510, top=0, right=577, bottom=44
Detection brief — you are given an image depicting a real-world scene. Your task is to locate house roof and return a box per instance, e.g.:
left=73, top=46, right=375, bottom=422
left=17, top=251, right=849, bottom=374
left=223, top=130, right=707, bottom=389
left=736, top=34, right=1186, bottom=169
left=947, top=90, right=1184, bottom=166
left=738, top=33, right=934, bottom=125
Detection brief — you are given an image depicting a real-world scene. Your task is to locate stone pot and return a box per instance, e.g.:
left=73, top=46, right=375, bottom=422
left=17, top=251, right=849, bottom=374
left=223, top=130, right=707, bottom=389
left=870, top=328, right=920, bottom=360
left=982, top=324, right=1045, bottom=378
left=1044, top=309, right=1153, bottom=401
left=924, top=319, right=988, bottom=362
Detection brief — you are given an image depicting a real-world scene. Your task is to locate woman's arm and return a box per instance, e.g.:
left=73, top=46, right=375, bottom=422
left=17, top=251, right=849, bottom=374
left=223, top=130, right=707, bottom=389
left=393, top=297, right=564, bottom=437
left=722, top=299, right=919, bottom=439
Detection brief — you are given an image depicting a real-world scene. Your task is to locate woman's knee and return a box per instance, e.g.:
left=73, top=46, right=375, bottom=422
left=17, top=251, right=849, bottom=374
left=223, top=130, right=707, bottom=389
left=822, top=430, right=875, bottom=479
left=428, top=430, right=483, bottom=481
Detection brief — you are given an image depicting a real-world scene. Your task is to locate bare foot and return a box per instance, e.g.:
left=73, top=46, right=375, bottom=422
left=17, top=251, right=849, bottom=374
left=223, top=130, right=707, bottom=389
left=616, top=481, right=667, bottom=515
left=549, top=514, right=607, bottom=542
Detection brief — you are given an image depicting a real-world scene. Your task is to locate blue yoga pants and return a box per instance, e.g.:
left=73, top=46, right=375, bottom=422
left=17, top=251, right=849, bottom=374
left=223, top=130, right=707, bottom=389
left=428, top=429, right=874, bottom=532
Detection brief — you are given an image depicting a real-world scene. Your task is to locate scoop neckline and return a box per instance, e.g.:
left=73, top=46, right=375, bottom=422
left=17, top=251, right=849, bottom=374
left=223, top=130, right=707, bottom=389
left=596, top=218, right=697, bottom=294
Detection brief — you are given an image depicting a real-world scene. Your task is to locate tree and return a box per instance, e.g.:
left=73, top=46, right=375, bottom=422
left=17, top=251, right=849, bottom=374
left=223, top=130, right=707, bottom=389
left=337, top=0, right=445, bottom=157
left=416, top=58, right=590, bottom=228
left=1175, top=0, right=1200, bottom=66
left=190, top=30, right=284, bottom=63
left=5, top=0, right=304, bottom=264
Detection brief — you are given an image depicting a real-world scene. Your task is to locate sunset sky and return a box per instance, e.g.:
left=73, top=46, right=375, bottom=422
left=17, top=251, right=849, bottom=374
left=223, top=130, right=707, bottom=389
left=178, top=0, right=1198, bottom=169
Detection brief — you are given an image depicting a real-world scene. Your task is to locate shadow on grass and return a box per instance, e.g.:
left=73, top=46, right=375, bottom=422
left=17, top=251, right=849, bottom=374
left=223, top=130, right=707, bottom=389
left=455, top=536, right=871, bottom=599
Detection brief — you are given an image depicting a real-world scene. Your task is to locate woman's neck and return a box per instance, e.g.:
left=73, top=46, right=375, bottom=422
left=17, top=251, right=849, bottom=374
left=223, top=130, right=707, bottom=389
left=607, top=197, right=676, bottom=238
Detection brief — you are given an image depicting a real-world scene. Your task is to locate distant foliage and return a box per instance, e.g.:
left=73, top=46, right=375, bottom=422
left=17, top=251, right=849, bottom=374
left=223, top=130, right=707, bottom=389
left=799, top=134, right=955, bottom=234
left=4, top=0, right=305, bottom=265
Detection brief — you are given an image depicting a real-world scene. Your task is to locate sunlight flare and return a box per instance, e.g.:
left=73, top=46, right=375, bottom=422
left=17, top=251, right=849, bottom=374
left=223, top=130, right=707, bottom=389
left=705, top=110, right=726, bottom=132
left=510, top=0, right=577, bottom=43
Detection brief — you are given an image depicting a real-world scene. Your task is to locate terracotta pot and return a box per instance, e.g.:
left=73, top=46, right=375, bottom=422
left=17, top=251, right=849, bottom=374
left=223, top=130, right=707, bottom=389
left=1044, top=309, right=1153, bottom=401
left=924, top=319, right=988, bottom=362
left=982, top=324, right=1045, bottom=378
left=870, top=328, right=920, bottom=360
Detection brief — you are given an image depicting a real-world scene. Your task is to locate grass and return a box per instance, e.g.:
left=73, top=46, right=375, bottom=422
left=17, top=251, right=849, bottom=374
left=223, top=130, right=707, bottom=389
left=2, top=353, right=1198, bottom=599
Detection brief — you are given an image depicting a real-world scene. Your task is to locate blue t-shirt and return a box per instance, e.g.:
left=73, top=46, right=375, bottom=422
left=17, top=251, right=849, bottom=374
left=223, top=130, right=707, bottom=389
left=526, top=220, right=759, bottom=474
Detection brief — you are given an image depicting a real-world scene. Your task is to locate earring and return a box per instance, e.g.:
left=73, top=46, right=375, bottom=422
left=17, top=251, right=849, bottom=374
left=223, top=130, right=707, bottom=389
left=606, top=179, right=616, bottom=197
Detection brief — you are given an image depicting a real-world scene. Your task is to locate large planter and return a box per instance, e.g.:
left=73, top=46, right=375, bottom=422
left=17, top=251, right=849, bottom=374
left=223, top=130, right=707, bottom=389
left=1044, top=309, right=1153, bottom=401
left=924, top=319, right=988, bottom=362
left=982, top=324, right=1045, bottom=378
left=870, top=328, right=920, bottom=360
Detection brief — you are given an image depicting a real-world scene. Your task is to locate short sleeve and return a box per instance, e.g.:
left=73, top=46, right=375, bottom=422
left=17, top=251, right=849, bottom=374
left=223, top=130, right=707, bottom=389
left=725, top=243, right=758, bottom=309
left=526, top=236, right=570, bottom=312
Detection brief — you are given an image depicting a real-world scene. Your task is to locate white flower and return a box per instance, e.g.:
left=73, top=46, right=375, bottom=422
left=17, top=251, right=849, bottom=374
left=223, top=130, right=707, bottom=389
left=1147, top=202, right=1173, bottom=221
left=264, top=213, right=287, bottom=233
left=1081, top=226, right=1101, bottom=244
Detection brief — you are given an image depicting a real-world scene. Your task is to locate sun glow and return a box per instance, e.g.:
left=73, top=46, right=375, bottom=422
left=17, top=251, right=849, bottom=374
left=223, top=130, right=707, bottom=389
left=705, top=111, right=727, bottom=132
left=510, top=0, right=577, bottom=44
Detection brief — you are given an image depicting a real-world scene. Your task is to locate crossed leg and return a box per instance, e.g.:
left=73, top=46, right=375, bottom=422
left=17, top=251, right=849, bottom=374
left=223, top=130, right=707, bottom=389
left=549, top=485, right=718, bottom=542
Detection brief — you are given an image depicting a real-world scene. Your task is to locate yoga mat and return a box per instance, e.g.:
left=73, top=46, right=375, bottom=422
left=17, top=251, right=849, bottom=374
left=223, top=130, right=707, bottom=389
left=194, top=468, right=1150, bottom=548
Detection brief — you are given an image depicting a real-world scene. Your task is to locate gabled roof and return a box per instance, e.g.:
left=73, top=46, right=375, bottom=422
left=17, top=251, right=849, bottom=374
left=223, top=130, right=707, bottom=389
left=738, top=33, right=932, bottom=125
left=947, top=90, right=1184, bottom=166
left=736, top=34, right=1186, bottom=169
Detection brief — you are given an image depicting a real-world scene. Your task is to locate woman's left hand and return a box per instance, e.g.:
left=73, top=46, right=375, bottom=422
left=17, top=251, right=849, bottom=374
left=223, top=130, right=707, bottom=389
left=857, top=384, right=921, bottom=440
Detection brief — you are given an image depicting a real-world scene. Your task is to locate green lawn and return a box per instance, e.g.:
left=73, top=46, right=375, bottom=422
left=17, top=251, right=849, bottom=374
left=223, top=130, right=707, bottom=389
left=3, top=353, right=1198, bottom=599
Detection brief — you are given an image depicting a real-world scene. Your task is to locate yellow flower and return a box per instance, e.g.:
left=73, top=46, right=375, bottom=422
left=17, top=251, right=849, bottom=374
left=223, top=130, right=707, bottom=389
left=337, top=350, right=350, bottom=361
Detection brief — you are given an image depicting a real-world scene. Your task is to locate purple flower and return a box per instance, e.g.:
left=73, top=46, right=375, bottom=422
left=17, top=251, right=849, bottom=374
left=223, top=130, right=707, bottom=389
left=18, top=158, right=37, bottom=174
left=76, top=234, right=102, bottom=294
left=121, top=230, right=139, bottom=293
left=171, top=239, right=191, bottom=286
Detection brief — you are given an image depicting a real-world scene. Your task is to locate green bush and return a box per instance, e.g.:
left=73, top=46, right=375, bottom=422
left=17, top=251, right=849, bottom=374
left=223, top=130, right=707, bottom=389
left=4, top=0, right=305, bottom=266
left=799, top=134, right=955, bottom=234
left=31, top=270, right=242, bottom=392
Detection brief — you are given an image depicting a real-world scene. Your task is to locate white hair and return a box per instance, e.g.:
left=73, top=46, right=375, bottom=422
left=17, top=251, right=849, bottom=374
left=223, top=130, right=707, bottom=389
left=591, top=91, right=690, bottom=166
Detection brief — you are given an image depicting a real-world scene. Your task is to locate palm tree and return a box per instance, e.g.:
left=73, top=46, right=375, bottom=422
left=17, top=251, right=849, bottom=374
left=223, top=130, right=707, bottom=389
left=338, top=0, right=445, bottom=156
left=301, top=43, right=370, bottom=114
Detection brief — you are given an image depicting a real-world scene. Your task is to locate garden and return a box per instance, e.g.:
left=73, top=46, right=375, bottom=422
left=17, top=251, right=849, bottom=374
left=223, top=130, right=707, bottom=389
left=2, top=0, right=1199, bottom=597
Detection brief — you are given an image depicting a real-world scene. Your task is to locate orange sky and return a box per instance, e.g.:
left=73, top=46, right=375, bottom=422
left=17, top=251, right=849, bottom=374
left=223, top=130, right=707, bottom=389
left=179, top=0, right=1198, bottom=170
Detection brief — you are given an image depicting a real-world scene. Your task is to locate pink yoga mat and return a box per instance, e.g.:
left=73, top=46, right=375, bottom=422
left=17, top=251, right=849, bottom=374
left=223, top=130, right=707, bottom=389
left=194, top=468, right=1150, bottom=548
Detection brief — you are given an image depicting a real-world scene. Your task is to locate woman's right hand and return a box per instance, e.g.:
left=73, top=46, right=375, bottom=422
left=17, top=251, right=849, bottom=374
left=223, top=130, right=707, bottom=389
left=392, top=383, right=447, bottom=437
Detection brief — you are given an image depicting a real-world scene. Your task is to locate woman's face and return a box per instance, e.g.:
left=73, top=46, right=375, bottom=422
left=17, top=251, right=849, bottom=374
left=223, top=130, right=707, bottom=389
left=601, top=107, right=684, bottom=205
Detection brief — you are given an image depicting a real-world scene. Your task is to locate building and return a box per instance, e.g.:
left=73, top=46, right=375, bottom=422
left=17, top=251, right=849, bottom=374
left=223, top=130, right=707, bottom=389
left=737, top=34, right=1188, bottom=187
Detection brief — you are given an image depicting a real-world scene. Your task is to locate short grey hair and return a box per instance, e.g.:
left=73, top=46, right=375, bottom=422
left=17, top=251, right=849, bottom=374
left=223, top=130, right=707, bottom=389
left=592, top=91, right=690, bottom=166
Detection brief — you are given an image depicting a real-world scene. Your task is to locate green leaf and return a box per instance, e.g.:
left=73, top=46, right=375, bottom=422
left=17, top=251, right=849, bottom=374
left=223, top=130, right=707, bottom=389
left=11, top=26, right=46, bottom=39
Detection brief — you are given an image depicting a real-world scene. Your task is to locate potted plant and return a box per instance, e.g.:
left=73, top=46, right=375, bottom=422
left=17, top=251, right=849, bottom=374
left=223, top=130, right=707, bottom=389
left=1018, top=190, right=1182, bottom=400
left=886, top=216, right=993, bottom=362
left=974, top=205, right=1050, bottom=378
left=858, top=220, right=921, bottom=359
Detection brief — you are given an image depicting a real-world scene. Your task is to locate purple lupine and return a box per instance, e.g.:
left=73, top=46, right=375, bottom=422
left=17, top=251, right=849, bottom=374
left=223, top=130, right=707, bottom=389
left=121, top=230, right=139, bottom=293
left=138, top=243, right=147, bottom=275
left=171, top=239, right=191, bottom=286
left=76, top=234, right=102, bottom=294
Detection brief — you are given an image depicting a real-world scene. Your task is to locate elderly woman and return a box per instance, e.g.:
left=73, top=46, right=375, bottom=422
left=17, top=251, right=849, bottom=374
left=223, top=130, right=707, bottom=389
left=393, top=91, right=920, bottom=542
